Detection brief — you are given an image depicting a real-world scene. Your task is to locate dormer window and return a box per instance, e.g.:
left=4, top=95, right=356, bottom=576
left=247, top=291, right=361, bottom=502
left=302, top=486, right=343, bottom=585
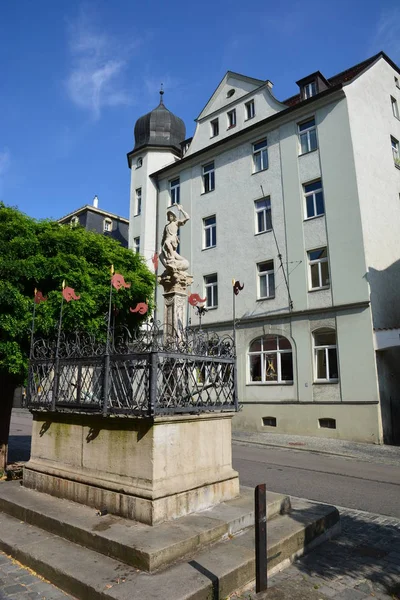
left=103, top=218, right=112, bottom=232
left=210, top=118, right=219, bottom=137
left=245, top=100, right=255, bottom=120
left=303, top=81, right=317, bottom=99
left=227, top=89, right=235, bottom=98
left=227, top=109, right=236, bottom=129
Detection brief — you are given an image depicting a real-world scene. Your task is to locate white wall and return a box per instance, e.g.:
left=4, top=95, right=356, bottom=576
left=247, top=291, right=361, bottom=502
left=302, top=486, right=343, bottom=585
left=345, top=57, right=400, bottom=329
left=129, top=149, right=177, bottom=266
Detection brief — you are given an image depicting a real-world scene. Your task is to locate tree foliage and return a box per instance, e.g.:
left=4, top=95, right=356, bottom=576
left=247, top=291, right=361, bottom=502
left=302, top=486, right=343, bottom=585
left=0, top=203, right=155, bottom=385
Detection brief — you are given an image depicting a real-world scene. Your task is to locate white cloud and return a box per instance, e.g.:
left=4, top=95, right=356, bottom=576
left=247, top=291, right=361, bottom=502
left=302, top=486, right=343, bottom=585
left=65, top=12, right=132, bottom=119
left=372, top=8, right=400, bottom=60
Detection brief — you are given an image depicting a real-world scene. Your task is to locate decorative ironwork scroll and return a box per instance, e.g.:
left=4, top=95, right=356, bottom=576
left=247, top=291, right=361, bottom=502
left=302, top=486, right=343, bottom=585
left=27, top=321, right=237, bottom=417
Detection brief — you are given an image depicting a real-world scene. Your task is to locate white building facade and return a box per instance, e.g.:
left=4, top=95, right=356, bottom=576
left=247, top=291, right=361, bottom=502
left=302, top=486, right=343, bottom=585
left=128, top=52, right=400, bottom=444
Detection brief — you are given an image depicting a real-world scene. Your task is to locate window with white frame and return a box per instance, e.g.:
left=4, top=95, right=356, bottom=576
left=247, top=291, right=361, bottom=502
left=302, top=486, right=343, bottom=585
left=313, top=329, right=339, bottom=382
left=203, top=215, right=216, bottom=249
left=103, top=218, right=112, bottom=232
left=227, top=109, right=236, bottom=128
left=257, top=260, right=275, bottom=299
left=391, top=97, right=399, bottom=119
left=303, top=81, right=317, bottom=99
left=248, top=335, right=293, bottom=384
left=298, top=118, right=317, bottom=154
left=70, top=215, right=79, bottom=227
left=170, top=178, right=180, bottom=204
left=204, top=273, right=218, bottom=308
left=202, top=162, right=215, bottom=193
left=133, top=237, right=140, bottom=254
left=135, top=188, right=142, bottom=215
left=255, top=197, right=272, bottom=233
left=304, top=180, right=324, bottom=219
left=136, top=157, right=143, bottom=168
left=253, top=139, right=268, bottom=172
left=308, top=247, right=330, bottom=289
left=395, top=76, right=400, bottom=89
left=245, top=100, right=255, bottom=120
left=391, top=136, right=400, bottom=165
left=210, top=119, right=219, bottom=137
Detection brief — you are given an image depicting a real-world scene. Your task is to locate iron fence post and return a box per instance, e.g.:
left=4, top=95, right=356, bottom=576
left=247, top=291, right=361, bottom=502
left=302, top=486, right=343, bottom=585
left=148, top=352, right=158, bottom=417
left=51, top=357, right=59, bottom=412
left=255, top=483, right=268, bottom=593
left=102, top=353, right=110, bottom=416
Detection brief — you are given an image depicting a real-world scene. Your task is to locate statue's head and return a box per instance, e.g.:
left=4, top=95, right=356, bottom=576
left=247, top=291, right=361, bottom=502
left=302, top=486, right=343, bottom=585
left=167, top=209, right=176, bottom=222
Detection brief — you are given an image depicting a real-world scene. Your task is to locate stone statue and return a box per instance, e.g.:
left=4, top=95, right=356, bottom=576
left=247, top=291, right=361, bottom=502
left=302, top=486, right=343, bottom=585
left=159, top=204, right=190, bottom=273
left=158, top=205, right=193, bottom=334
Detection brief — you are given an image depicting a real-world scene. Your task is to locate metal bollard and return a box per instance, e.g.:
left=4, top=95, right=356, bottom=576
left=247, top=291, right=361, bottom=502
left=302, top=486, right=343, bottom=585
left=255, top=483, right=267, bottom=593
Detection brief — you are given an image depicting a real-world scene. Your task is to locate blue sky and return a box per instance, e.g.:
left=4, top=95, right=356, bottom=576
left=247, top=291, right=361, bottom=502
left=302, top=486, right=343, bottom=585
left=1, top=0, right=399, bottom=221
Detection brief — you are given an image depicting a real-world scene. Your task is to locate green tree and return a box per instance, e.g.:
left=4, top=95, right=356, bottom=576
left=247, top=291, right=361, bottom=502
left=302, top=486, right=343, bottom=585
left=0, top=204, right=155, bottom=471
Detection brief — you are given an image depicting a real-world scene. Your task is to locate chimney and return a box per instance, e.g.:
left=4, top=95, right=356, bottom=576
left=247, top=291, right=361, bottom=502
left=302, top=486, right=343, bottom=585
left=93, top=195, right=99, bottom=208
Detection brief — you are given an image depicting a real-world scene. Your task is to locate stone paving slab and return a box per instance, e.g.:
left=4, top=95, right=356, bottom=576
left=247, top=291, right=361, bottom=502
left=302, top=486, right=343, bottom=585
left=230, top=505, right=400, bottom=600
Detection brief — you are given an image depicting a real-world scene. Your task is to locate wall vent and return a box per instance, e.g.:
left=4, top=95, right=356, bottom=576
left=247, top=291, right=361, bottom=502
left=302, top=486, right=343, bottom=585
left=319, top=418, right=336, bottom=429
left=262, top=416, right=277, bottom=427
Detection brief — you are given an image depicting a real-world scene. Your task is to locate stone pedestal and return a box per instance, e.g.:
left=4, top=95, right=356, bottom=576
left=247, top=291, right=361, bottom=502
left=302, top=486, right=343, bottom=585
left=158, top=270, right=193, bottom=337
left=23, top=411, right=239, bottom=525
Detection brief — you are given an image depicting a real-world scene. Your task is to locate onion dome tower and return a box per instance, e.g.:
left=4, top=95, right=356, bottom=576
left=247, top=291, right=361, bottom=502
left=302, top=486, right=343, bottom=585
left=132, top=89, right=186, bottom=154
left=127, top=88, right=186, bottom=262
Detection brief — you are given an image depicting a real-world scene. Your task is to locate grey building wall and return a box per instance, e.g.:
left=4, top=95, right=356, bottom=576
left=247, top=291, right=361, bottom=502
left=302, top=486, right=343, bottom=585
left=60, top=208, right=129, bottom=248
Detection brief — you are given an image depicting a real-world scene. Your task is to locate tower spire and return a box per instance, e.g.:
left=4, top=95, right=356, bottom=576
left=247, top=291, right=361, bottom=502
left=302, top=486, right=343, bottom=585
left=159, top=83, right=164, bottom=105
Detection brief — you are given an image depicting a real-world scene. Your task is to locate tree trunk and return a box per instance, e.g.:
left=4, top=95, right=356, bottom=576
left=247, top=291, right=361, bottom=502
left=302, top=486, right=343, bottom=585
left=0, top=376, right=17, bottom=472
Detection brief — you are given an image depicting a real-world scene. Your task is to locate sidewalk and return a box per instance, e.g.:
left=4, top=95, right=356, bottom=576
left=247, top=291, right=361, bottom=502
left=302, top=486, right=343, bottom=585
left=230, top=506, right=400, bottom=600
left=232, top=430, right=400, bottom=466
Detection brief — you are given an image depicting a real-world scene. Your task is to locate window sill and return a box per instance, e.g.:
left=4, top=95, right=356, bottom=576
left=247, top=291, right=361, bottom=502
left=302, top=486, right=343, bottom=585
left=255, top=229, right=273, bottom=236
left=202, top=246, right=216, bottom=251
left=227, top=125, right=236, bottom=130
left=201, top=190, right=215, bottom=195
left=309, top=285, right=330, bottom=293
left=395, top=162, right=400, bottom=170
left=304, top=214, right=325, bottom=222
left=245, top=116, right=255, bottom=122
left=256, top=296, right=275, bottom=302
left=247, top=381, right=293, bottom=386
left=313, top=380, right=339, bottom=385
left=210, top=135, right=219, bottom=139
left=252, top=168, right=269, bottom=176
left=133, top=213, right=141, bottom=217
left=298, top=148, right=318, bottom=158
left=206, top=305, right=218, bottom=310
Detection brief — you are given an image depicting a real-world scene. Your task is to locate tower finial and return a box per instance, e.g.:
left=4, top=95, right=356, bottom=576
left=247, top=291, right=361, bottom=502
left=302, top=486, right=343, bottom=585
left=159, top=83, right=164, bottom=105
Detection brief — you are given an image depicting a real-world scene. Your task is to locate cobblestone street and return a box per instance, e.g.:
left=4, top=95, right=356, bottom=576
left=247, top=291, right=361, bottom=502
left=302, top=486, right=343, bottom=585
left=231, top=507, right=400, bottom=600
left=0, top=553, right=74, bottom=600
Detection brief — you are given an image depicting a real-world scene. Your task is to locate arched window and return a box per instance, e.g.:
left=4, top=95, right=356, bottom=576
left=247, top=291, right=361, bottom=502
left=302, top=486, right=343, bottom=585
left=70, top=216, right=79, bottom=227
left=249, top=335, right=293, bottom=384
left=313, top=329, right=338, bottom=382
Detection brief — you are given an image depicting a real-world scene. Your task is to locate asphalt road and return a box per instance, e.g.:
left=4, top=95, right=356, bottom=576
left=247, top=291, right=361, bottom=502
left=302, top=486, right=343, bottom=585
left=232, top=442, right=400, bottom=518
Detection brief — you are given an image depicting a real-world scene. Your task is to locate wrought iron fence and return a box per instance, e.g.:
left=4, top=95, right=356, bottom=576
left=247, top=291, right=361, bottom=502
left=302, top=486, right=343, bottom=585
left=27, top=321, right=237, bottom=416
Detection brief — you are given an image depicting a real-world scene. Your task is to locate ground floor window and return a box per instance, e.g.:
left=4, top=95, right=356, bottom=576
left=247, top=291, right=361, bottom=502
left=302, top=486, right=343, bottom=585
left=313, top=329, right=339, bottom=382
left=248, top=335, right=293, bottom=384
